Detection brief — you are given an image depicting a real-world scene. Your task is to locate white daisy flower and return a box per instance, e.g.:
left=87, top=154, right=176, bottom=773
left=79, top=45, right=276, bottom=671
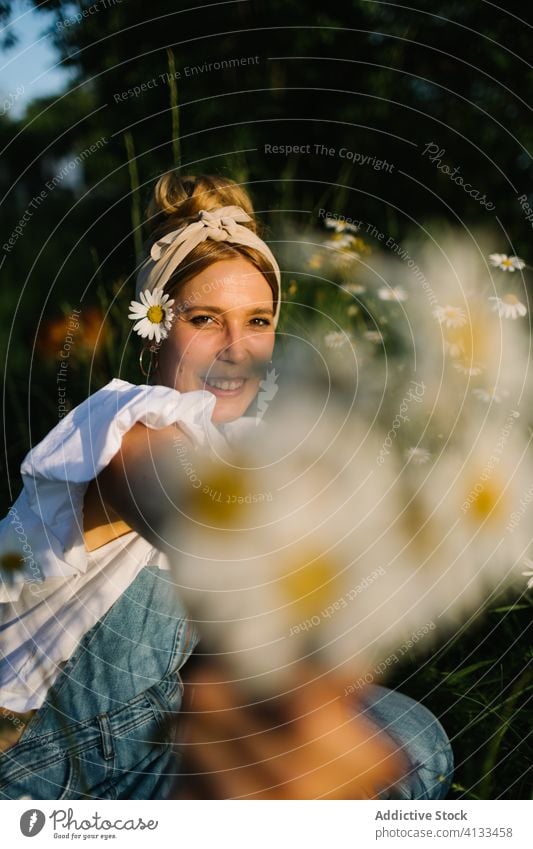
left=324, top=330, right=351, bottom=349
left=410, top=420, right=532, bottom=613
left=472, top=387, right=507, bottom=404
left=489, top=294, right=527, bottom=319
left=489, top=253, right=525, bottom=272
left=444, top=339, right=463, bottom=358
left=522, top=558, right=533, bottom=589
left=325, top=218, right=359, bottom=234
left=452, top=359, right=484, bottom=376
left=433, top=305, right=468, bottom=328
left=325, top=232, right=358, bottom=251
left=128, top=287, right=175, bottom=343
left=405, top=446, right=431, bottom=465
left=340, top=282, right=366, bottom=296
left=363, top=330, right=383, bottom=344
left=377, top=286, right=408, bottom=302
left=332, top=250, right=359, bottom=269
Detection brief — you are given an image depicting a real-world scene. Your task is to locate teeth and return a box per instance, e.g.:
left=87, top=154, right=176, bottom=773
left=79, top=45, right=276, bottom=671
left=206, top=378, right=245, bottom=391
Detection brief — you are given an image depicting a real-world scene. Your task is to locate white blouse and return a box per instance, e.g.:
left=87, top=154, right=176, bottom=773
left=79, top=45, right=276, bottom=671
left=0, top=378, right=258, bottom=712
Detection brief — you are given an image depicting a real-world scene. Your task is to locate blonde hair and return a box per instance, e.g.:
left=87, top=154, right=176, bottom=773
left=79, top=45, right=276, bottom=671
left=143, top=172, right=279, bottom=309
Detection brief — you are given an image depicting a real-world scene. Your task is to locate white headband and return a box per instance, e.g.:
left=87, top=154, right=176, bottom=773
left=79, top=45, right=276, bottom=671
left=135, top=205, right=281, bottom=328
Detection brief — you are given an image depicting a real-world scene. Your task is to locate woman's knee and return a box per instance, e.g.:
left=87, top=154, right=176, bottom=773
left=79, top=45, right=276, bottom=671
left=351, top=683, right=454, bottom=800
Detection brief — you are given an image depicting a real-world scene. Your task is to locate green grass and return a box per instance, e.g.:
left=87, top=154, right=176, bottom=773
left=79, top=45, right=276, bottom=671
left=384, top=588, right=532, bottom=799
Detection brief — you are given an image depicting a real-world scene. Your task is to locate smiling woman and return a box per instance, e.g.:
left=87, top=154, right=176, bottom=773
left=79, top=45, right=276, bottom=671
left=153, top=257, right=275, bottom=421
left=0, top=172, right=286, bottom=800
left=0, top=172, right=453, bottom=800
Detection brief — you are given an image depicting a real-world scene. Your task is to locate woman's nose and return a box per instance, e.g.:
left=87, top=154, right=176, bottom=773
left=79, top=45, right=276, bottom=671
left=218, top=325, right=250, bottom=363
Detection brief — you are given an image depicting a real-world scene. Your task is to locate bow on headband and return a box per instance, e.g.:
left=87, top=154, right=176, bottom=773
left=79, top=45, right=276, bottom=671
left=135, top=205, right=281, bottom=328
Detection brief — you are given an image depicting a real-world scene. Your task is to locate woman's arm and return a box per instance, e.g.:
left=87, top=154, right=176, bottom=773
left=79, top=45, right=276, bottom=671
left=176, top=661, right=408, bottom=799
left=84, top=422, right=194, bottom=553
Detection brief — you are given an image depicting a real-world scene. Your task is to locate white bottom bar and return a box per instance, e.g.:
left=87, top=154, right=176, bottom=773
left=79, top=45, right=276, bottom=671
left=3, top=800, right=531, bottom=848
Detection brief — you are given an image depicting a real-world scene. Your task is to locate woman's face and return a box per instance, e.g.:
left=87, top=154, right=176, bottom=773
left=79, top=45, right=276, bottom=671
left=155, top=258, right=276, bottom=423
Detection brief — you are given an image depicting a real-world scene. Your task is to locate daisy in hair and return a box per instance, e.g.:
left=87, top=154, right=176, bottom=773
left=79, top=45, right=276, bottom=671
left=128, top=287, right=175, bottom=343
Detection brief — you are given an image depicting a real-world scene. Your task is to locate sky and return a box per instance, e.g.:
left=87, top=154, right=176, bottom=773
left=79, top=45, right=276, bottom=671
left=0, top=0, right=74, bottom=118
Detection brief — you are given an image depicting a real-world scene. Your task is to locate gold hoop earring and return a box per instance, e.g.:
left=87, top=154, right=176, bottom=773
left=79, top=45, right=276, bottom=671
left=139, top=344, right=160, bottom=379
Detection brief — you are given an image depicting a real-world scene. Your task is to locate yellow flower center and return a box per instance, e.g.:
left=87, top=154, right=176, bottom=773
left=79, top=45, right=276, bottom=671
left=147, top=305, right=164, bottom=324
left=503, top=294, right=518, bottom=305
left=402, top=495, right=437, bottom=556
left=501, top=258, right=513, bottom=268
left=467, top=479, right=505, bottom=523
left=447, top=312, right=491, bottom=364
left=187, top=466, right=255, bottom=527
left=444, top=306, right=461, bottom=318
left=279, top=552, right=339, bottom=619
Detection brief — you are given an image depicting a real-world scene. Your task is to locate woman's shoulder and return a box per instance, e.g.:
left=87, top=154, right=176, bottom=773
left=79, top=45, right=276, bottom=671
left=21, top=378, right=219, bottom=484
left=0, top=379, right=220, bottom=603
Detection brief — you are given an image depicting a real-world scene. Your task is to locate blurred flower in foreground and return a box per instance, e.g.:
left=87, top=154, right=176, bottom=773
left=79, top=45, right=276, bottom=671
left=167, top=392, right=409, bottom=694
left=162, top=233, right=533, bottom=696
left=167, top=372, right=531, bottom=696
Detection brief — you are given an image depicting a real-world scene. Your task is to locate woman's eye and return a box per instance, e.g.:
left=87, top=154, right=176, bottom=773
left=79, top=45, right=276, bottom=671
left=190, top=315, right=271, bottom=327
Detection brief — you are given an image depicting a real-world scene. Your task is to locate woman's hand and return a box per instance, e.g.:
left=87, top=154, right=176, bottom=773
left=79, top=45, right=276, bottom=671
left=175, top=661, right=409, bottom=800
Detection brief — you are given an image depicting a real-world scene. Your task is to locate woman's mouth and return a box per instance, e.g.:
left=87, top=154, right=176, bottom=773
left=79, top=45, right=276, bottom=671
left=202, top=376, right=247, bottom=396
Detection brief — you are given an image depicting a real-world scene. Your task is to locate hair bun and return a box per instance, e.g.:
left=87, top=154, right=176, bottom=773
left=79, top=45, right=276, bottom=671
left=146, top=172, right=259, bottom=238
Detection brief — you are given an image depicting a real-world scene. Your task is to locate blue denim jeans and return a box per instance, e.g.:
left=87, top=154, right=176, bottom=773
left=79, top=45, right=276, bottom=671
left=357, top=685, right=454, bottom=799
left=0, top=565, right=453, bottom=799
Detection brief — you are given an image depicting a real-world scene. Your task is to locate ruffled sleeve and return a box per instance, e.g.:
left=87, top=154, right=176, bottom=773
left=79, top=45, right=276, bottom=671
left=0, top=379, right=222, bottom=603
